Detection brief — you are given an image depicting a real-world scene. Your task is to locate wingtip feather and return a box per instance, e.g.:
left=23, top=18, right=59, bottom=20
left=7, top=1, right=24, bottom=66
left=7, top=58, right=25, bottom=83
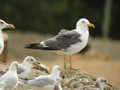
left=24, top=43, right=41, bottom=49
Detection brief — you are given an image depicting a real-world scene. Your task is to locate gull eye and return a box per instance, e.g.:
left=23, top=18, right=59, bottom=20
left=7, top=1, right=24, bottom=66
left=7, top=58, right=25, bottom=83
left=81, top=21, right=85, bottom=23
left=31, top=59, right=34, bottom=61
left=0, top=21, right=4, bottom=24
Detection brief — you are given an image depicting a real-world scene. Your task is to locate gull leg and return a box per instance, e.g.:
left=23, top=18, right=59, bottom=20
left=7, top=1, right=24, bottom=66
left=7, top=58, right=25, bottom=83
left=64, top=56, right=67, bottom=69
left=69, top=56, right=79, bottom=70
left=69, top=55, right=72, bottom=69
left=14, top=88, right=17, bottom=90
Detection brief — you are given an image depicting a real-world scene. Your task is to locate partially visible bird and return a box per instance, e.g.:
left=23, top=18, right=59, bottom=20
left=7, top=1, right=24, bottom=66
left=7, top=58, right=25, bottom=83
left=78, top=77, right=106, bottom=90
left=23, top=65, right=62, bottom=88
left=0, top=61, right=18, bottom=89
left=0, top=56, right=36, bottom=78
left=0, top=88, right=4, bottom=90
left=17, top=56, right=36, bottom=78
left=95, top=77, right=106, bottom=90
left=0, top=19, right=15, bottom=62
left=25, top=18, right=95, bottom=69
left=0, top=33, right=8, bottom=63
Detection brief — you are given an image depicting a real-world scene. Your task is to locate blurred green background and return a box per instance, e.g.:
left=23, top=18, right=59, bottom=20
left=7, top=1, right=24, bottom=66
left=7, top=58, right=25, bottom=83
left=0, top=0, right=119, bottom=39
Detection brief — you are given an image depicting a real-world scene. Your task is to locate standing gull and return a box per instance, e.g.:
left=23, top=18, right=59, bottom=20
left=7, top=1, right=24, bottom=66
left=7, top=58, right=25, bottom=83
left=0, top=61, right=18, bottom=89
left=0, top=19, right=15, bottom=56
left=23, top=65, right=62, bottom=88
left=25, top=18, right=95, bottom=69
left=17, top=56, right=36, bottom=78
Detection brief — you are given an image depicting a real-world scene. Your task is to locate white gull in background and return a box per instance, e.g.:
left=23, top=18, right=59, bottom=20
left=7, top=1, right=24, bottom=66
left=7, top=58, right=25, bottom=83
left=0, top=61, right=18, bottom=89
left=17, top=56, right=36, bottom=78
left=23, top=65, right=62, bottom=88
left=0, top=19, right=15, bottom=55
left=25, top=18, right=95, bottom=69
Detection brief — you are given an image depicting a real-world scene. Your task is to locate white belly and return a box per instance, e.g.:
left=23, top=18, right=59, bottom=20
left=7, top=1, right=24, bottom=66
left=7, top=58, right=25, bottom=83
left=64, top=41, right=88, bottom=55
left=0, top=32, right=4, bottom=55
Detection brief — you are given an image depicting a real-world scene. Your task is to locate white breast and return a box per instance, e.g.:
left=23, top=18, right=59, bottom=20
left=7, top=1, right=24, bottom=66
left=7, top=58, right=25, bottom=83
left=0, top=31, right=4, bottom=55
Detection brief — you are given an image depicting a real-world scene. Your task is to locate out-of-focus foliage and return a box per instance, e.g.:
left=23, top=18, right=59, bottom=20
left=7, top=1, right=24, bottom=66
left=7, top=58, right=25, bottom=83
left=0, top=0, right=119, bottom=39
left=109, top=0, right=120, bottom=39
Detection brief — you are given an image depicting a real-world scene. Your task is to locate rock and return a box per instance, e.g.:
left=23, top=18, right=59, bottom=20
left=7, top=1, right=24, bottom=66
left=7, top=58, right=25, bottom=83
left=61, top=69, right=117, bottom=90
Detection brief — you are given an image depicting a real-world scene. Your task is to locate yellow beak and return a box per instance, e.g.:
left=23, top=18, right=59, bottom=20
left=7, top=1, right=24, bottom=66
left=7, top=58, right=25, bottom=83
left=8, top=24, right=15, bottom=30
left=88, top=24, right=95, bottom=29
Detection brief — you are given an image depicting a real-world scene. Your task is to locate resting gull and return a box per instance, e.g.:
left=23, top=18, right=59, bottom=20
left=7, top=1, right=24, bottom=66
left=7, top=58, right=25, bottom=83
left=23, top=65, right=62, bottom=88
left=25, top=18, right=95, bottom=69
left=17, top=56, right=36, bottom=78
left=0, top=61, right=18, bottom=89
left=0, top=19, right=15, bottom=55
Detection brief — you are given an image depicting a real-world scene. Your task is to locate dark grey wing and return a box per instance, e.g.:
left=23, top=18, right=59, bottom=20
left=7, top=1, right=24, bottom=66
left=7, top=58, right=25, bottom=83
left=25, top=30, right=81, bottom=50
left=25, top=77, right=54, bottom=87
left=58, top=29, right=69, bottom=34
left=43, top=30, right=81, bottom=50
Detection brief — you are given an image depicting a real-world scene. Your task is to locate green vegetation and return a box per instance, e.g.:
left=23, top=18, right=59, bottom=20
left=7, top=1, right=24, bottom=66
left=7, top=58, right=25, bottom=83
left=0, top=0, right=120, bottom=39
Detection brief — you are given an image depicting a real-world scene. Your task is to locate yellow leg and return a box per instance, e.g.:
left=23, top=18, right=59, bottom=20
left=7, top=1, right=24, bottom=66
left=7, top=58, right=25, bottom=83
left=69, top=56, right=72, bottom=69
left=69, top=56, right=79, bottom=70
left=64, top=56, right=67, bottom=69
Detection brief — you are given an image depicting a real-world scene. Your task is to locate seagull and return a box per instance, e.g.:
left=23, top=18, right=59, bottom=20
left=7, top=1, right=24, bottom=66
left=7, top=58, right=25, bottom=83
left=0, top=61, right=18, bottom=89
left=0, top=19, right=15, bottom=56
left=25, top=18, right=95, bottom=69
left=78, top=77, right=106, bottom=90
left=23, top=65, right=62, bottom=88
left=95, top=77, right=106, bottom=90
left=0, top=88, right=4, bottom=90
left=0, top=56, right=36, bottom=78
left=17, top=56, right=36, bottom=78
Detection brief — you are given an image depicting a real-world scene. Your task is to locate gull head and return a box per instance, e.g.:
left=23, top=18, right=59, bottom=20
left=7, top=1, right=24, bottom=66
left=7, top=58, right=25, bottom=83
left=96, top=77, right=107, bottom=83
left=23, top=56, right=36, bottom=64
left=76, top=18, right=95, bottom=30
left=51, top=65, right=62, bottom=77
left=9, top=61, right=18, bottom=71
left=52, top=65, right=62, bottom=72
left=96, top=77, right=107, bottom=90
left=51, top=65, right=63, bottom=79
left=0, top=19, right=15, bottom=30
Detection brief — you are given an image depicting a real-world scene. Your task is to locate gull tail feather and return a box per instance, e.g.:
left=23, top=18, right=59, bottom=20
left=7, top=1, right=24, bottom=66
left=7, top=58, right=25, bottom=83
left=24, top=43, right=44, bottom=49
left=25, top=43, right=59, bottom=50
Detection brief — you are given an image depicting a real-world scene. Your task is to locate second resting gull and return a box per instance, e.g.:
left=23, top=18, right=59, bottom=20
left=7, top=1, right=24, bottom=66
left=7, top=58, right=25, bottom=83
left=25, top=18, right=95, bottom=69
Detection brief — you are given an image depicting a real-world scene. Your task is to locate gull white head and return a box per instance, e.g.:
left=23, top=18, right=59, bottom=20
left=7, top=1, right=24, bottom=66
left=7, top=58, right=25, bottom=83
left=23, top=56, right=36, bottom=64
left=96, top=77, right=106, bottom=90
left=51, top=65, right=62, bottom=78
left=9, top=61, right=18, bottom=72
left=52, top=65, right=62, bottom=72
left=76, top=18, right=95, bottom=31
left=0, top=19, right=15, bottom=30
